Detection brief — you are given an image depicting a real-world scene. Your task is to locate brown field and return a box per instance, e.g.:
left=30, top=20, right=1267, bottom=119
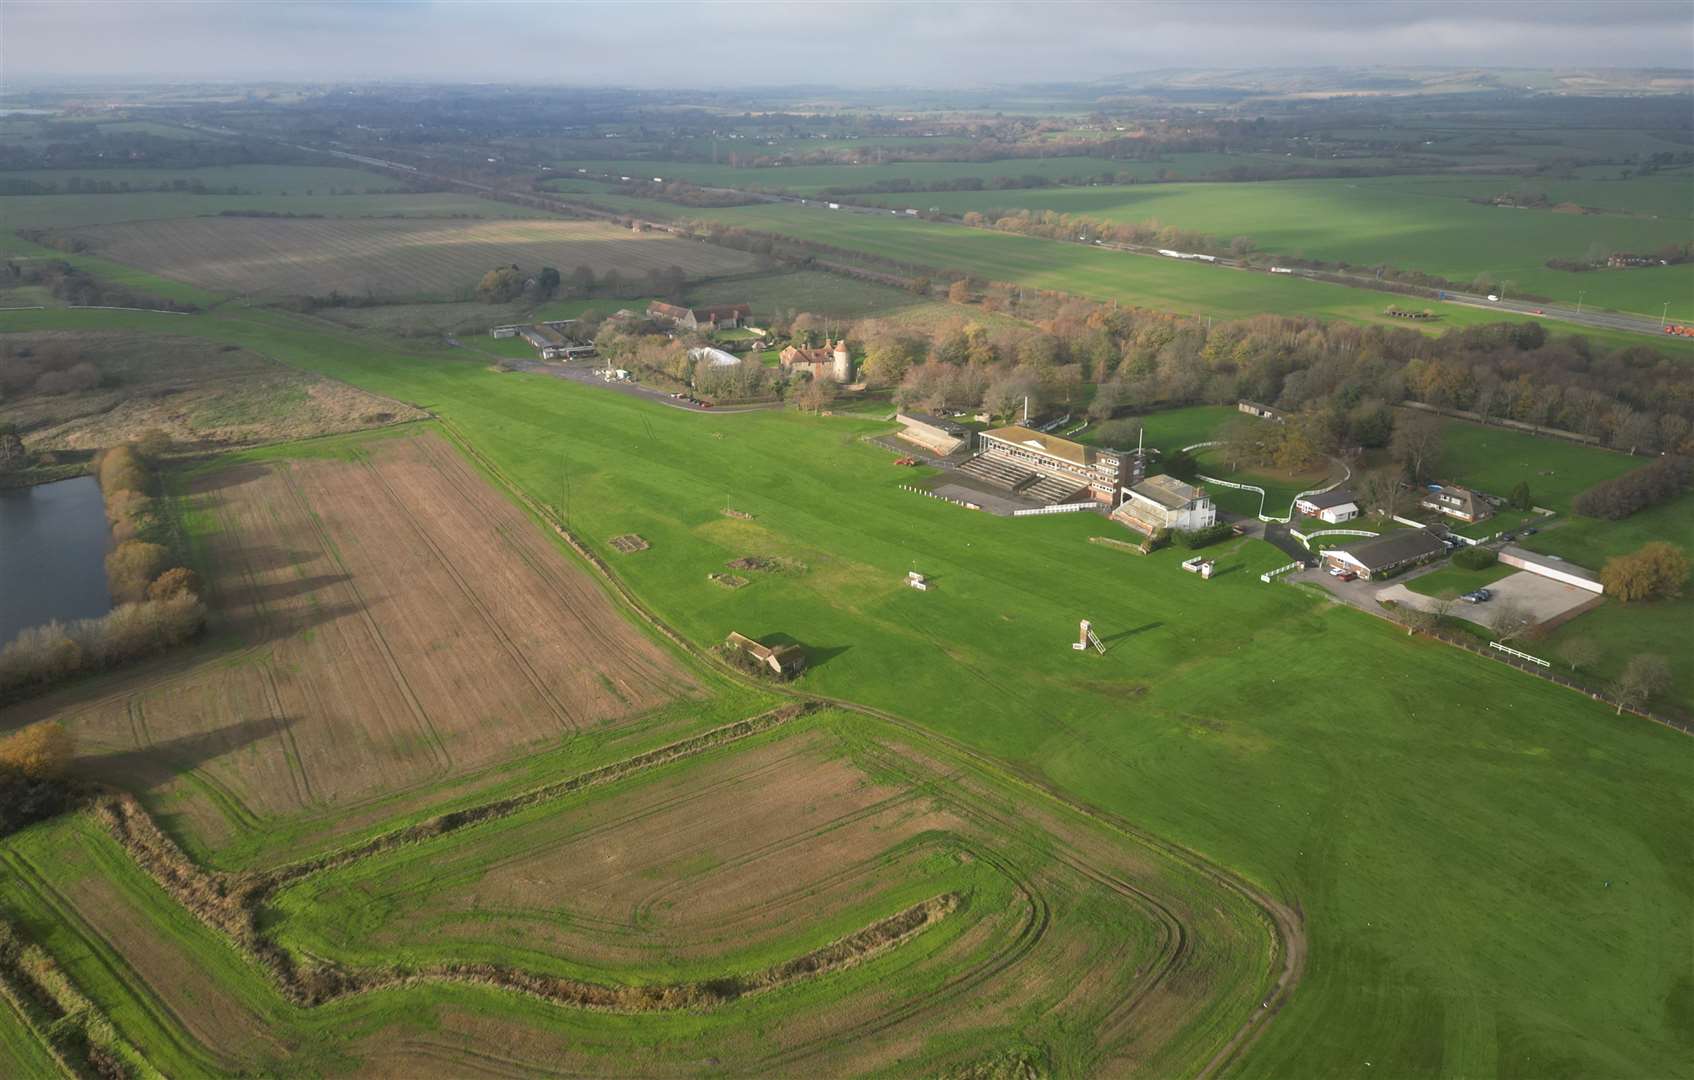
left=8, top=432, right=698, bottom=856
left=64, top=216, right=762, bottom=299
left=0, top=330, right=425, bottom=455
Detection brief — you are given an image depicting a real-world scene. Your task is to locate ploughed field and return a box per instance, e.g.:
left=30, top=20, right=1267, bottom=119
left=58, top=216, right=761, bottom=300
left=6, top=432, right=699, bottom=862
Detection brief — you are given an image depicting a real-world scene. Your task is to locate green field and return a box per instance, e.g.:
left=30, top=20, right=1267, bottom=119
left=3, top=304, right=1688, bottom=1076
left=1431, top=417, right=1643, bottom=513
left=849, top=175, right=1694, bottom=319
left=1404, top=562, right=1516, bottom=600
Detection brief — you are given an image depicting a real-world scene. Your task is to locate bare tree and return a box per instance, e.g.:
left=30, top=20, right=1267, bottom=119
left=1489, top=599, right=1535, bottom=643
left=1390, top=412, right=1444, bottom=484
left=1616, top=654, right=1671, bottom=714
left=1556, top=636, right=1601, bottom=672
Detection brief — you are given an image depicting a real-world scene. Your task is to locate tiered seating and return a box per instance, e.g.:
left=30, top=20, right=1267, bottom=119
left=957, top=453, right=1036, bottom=490
left=1023, top=474, right=1087, bottom=503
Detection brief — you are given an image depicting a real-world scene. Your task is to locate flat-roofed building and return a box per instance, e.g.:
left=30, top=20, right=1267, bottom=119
left=1114, top=474, right=1217, bottom=533
left=895, top=411, right=968, bottom=456
left=1324, top=529, right=1446, bottom=579
left=1295, top=489, right=1360, bottom=524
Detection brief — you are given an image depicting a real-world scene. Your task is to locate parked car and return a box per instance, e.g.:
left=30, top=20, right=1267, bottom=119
left=1522, top=526, right=1538, bottom=536
left=1500, top=533, right=1516, bottom=542
left=1476, top=588, right=1493, bottom=600
left=1461, top=592, right=1483, bottom=603
left=1337, top=571, right=1357, bottom=582
left=1327, top=565, right=1347, bottom=577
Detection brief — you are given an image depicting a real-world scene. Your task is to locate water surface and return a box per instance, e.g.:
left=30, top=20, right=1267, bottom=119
left=0, top=475, right=112, bottom=643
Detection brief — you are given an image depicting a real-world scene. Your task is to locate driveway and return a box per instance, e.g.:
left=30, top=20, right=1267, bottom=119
left=1378, top=570, right=1600, bottom=629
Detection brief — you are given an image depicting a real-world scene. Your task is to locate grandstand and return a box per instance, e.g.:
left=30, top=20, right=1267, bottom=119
left=959, top=425, right=1132, bottom=505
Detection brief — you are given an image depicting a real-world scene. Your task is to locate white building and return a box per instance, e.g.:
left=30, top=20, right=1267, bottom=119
left=688, top=346, right=742, bottom=368
left=1115, top=475, right=1216, bottom=533
left=1295, top=489, right=1360, bottom=524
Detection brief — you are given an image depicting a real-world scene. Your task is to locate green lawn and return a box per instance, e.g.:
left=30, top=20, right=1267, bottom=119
left=855, top=175, right=1694, bottom=319
left=4, top=305, right=1689, bottom=1078
left=1434, top=417, right=1643, bottom=514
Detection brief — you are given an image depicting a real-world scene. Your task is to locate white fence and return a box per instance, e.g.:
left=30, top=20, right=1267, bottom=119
left=1289, top=528, right=1378, bottom=549
left=1391, top=514, right=1429, bottom=529
left=1011, top=502, right=1098, bottom=517
left=1260, top=561, right=1304, bottom=583
left=1490, top=642, right=1550, bottom=668
left=899, top=484, right=982, bottom=512
left=1197, top=473, right=1268, bottom=519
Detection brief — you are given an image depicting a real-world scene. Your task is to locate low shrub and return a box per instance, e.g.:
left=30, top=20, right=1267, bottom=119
left=1174, top=523, right=1234, bottom=550
left=1572, top=456, right=1692, bottom=520
left=1452, top=546, right=1498, bottom=570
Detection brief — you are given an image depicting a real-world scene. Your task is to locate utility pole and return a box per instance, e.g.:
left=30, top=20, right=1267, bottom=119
left=1663, top=301, right=1672, bottom=328
left=1576, top=289, right=1585, bottom=315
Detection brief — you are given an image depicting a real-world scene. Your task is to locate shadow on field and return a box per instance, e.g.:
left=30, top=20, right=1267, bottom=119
left=187, top=463, right=273, bottom=495
left=76, top=713, right=285, bottom=792
left=243, top=573, right=353, bottom=606
left=759, top=632, right=852, bottom=672
left=231, top=546, right=323, bottom=575
left=1100, top=622, right=1161, bottom=644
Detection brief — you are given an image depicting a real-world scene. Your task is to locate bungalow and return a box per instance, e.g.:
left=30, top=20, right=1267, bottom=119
left=1295, top=489, right=1360, bottom=524
left=1324, top=529, right=1446, bottom=580
left=647, top=301, right=752, bottom=331
left=1420, top=484, right=1492, bottom=524
left=1115, top=474, right=1216, bottom=533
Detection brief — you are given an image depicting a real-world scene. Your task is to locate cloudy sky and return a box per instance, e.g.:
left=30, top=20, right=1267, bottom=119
left=3, top=1, right=1690, bottom=87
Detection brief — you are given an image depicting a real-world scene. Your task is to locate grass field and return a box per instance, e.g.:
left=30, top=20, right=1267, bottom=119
left=0, top=329, right=425, bottom=454
left=1404, top=562, right=1517, bottom=600
left=1430, top=416, right=1643, bottom=513
left=60, top=216, right=762, bottom=301
left=853, top=175, right=1694, bottom=319
left=3, top=305, right=1687, bottom=1077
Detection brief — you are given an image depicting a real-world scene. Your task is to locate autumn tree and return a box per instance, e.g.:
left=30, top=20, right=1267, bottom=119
left=105, top=541, right=170, bottom=604
left=147, top=566, right=202, bottom=602
left=947, top=279, right=974, bottom=304
left=476, top=265, right=525, bottom=304
left=1600, top=541, right=1690, bottom=602
left=0, top=721, right=74, bottom=779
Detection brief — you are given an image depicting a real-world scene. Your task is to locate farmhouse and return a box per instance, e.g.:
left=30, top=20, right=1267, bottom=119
left=1114, top=474, right=1217, bottom=533
left=1420, top=484, right=1492, bottom=524
left=1238, top=400, right=1286, bottom=423
left=895, top=411, right=968, bottom=455
left=1498, top=545, right=1604, bottom=594
left=725, top=631, right=807, bottom=679
left=781, top=339, right=853, bottom=383
left=961, top=425, right=1131, bottom=504
left=648, top=301, right=752, bottom=331
left=1295, top=489, right=1360, bottom=524
left=1324, top=529, right=1446, bottom=579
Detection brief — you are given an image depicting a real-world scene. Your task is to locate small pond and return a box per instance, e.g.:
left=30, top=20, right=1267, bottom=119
left=0, top=475, right=112, bottom=643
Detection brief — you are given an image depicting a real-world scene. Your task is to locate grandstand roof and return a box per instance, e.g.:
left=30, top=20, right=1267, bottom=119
left=1131, top=474, right=1206, bottom=510
left=981, top=425, right=1089, bottom=466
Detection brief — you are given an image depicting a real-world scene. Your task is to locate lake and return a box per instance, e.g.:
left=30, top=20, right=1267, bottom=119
left=0, top=475, right=112, bottom=643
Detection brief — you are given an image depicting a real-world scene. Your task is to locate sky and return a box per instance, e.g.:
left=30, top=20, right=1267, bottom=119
left=3, top=1, right=1691, bottom=88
